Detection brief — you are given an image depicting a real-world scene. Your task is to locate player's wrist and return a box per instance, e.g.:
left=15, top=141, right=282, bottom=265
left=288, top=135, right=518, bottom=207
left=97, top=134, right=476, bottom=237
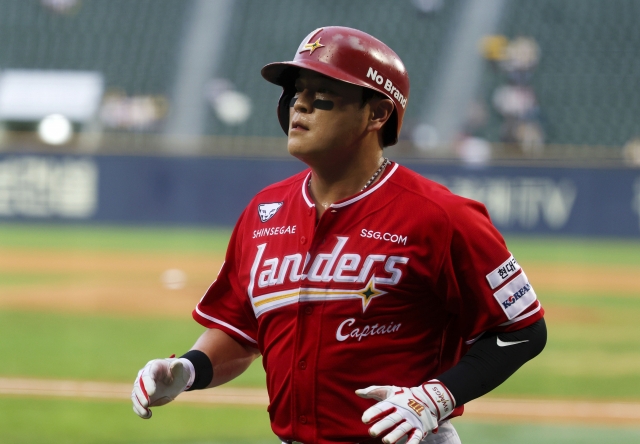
left=414, top=379, right=456, bottom=421
left=180, top=349, right=214, bottom=391
left=175, top=358, right=196, bottom=390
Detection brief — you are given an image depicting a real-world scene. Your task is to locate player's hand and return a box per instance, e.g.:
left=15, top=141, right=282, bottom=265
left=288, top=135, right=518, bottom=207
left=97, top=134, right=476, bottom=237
left=355, top=381, right=455, bottom=444
left=131, top=357, right=194, bottom=419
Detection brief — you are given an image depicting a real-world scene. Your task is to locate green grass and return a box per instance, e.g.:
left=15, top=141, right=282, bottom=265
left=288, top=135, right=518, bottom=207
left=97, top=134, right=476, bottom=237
left=0, top=224, right=233, bottom=253
left=0, top=271, right=72, bottom=287
left=490, top=287, right=640, bottom=400
left=505, top=236, right=640, bottom=266
left=0, top=397, right=638, bottom=444
left=490, top=235, right=640, bottom=400
left=455, top=419, right=640, bottom=444
left=0, top=397, right=274, bottom=444
left=0, top=310, right=266, bottom=387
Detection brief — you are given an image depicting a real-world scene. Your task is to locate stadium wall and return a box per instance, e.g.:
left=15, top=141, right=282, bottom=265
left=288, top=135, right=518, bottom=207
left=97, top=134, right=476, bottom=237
left=0, top=153, right=638, bottom=237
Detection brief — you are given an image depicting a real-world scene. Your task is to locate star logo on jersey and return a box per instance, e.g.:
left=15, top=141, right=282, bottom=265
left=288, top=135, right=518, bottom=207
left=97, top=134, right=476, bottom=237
left=253, top=275, right=388, bottom=313
left=359, top=276, right=387, bottom=311
left=258, top=202, right=283, bottom=223
left=300, top=37, right=324, bottom=55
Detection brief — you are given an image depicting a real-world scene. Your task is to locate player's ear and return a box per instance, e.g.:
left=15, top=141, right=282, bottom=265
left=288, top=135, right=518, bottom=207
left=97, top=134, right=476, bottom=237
left=367, top=98, right=394, bottom=133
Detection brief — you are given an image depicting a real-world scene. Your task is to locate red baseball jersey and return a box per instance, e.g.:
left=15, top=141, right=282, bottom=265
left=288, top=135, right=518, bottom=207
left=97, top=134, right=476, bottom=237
left=193, top=162, right=543, bottom=444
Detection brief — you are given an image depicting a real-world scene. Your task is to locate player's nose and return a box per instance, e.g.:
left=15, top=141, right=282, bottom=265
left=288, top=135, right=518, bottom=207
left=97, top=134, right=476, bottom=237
left=292, top=89, right=314, bottom=113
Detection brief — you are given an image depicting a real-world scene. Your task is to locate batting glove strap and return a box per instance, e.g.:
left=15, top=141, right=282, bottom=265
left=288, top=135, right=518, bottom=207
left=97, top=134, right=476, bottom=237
left=180, top=349, right=213, bottom=391
left=356, top=385, right=441, bottom=444
left=414, top=380, right=456, bottom=421
left=180, top=358, right=196, bottom=390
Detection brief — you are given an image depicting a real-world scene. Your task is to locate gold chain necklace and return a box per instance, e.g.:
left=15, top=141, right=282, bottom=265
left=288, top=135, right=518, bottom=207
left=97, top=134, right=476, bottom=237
left=307, top=157, right=390, bottom=192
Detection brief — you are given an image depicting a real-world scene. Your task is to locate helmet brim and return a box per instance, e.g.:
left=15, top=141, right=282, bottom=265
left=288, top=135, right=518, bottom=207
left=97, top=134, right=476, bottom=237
left=261, top=60, right=387, bottom=96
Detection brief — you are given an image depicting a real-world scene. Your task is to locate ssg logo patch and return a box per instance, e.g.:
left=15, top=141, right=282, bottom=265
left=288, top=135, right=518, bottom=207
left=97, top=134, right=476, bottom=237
left=258, top=202, right=283, bottom=223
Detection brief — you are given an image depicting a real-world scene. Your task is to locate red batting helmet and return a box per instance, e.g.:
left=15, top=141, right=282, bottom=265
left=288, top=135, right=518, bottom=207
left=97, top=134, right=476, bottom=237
left=261, top=26, right=410, bottom=147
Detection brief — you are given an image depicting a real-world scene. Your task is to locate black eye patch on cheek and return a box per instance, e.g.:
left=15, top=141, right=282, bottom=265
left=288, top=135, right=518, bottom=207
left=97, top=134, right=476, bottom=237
left=288, top=97, right=334, bottom=110
left=312, top=99, right=334, bottom=110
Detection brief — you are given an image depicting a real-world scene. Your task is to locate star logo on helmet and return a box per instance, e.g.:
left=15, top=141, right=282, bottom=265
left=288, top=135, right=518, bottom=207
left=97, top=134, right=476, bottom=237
left=300, top=37, right=324, bottom=55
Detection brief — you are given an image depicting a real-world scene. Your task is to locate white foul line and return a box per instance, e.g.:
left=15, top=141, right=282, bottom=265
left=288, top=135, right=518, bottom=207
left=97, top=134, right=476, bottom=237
left=1, top=377, right=640, bottom=424
left=0, top=377, right=269, bottom=406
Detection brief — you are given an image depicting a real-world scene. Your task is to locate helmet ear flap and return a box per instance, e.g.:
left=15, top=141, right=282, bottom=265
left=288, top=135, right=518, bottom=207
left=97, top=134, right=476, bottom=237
left=277, top=86, right=296, bottom=135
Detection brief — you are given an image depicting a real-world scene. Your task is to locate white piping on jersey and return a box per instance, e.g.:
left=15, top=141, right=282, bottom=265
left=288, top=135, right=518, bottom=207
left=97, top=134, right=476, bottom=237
left=498, top=302, right=541, bottom=326
left=250, top=276, right=387, bottom=318
left=301, top=172, right=314, bottom=207
left=194, top=306, right=258, bottom=344
left=300, top=163, right=399, bottom=209
left=331, top=163, right=399, bottom=208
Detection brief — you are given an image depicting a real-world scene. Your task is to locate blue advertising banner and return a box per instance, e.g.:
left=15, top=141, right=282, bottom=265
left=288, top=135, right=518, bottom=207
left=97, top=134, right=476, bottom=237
left=408, top=163, right=640, bottom=237
left=0, top=153, right=638, bottom=237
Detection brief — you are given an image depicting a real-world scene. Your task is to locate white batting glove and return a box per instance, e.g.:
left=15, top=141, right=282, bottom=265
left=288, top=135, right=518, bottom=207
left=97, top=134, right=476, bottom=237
left=131, top=357, right=195, bottom=419
left=356, top=380, right=456, bottom=444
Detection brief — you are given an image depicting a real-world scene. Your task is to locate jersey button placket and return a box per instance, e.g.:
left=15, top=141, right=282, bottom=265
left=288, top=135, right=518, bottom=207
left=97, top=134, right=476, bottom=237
left=291, top=265, right=319, bottom=441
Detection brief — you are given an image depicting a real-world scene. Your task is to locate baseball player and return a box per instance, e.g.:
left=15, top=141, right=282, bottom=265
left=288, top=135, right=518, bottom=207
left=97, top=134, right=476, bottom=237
left=132, top=26, right=546, bottom=444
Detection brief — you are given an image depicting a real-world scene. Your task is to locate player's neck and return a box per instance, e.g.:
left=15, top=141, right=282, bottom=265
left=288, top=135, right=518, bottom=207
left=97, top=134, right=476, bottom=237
left=308, top=150, right=387, bottom=218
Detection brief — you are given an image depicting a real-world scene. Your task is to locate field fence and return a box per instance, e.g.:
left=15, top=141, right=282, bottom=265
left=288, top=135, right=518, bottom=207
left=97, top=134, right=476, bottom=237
left=0, top=132, right=632, bottom=168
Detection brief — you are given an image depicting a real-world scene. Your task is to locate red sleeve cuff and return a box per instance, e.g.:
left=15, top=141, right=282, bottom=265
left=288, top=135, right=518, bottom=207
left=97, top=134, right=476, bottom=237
left=192, top=308, right=258, bottom=348
left=494, top=301, right=545, bottom=333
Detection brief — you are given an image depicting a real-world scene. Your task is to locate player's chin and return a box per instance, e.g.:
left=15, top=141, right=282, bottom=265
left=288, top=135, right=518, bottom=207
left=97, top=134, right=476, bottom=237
left=286, top=136, right=311, bottom=157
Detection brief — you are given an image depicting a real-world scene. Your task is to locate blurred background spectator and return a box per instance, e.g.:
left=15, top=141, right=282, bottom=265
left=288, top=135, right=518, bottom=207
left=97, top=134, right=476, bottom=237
left=487, top=35, right=545, bottom=155
left=623, top=136, right=640, bottom=166
left=0, top=0, right=636, bottom=163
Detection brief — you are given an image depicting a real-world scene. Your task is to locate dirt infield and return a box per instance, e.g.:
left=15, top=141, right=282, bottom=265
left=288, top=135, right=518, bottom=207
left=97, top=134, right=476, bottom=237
left=0, top=248, right=223, bottom=316
left=1, top=248, right=638, bottom=317
left=1, top=377, right=639, bottom=426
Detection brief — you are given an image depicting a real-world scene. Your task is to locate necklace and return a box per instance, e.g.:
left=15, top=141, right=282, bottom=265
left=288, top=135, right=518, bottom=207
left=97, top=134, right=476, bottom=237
left=307, top=157, right=391, bottom=194
left=361, top=157, right=390, bottom=191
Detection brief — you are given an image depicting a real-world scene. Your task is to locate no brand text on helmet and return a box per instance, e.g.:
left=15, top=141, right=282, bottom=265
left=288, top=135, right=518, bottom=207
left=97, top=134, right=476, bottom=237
left=366, top=67, right=407, bottom=109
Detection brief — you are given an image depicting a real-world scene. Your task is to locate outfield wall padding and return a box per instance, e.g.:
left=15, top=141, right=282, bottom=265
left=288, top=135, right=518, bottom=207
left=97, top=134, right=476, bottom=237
left=0, top=153, right=638, bottom=237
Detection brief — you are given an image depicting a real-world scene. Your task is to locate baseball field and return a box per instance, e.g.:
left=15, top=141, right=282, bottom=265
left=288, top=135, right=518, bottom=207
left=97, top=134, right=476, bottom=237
left=1, top=223, right=639, bottom=443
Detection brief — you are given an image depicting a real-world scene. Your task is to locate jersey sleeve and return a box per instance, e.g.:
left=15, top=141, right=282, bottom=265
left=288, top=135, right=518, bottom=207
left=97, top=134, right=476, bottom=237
left=193, top=210, right=259, bottom=348
left=438, top=197, right=544, bottom=343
